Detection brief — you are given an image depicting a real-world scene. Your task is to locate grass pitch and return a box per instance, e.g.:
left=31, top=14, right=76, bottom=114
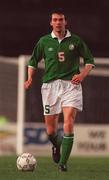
left=0, top=156, right=109, bottom=180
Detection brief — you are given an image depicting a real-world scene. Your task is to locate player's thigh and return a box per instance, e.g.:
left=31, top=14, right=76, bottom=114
left=62, top=107, right=77, bottom=133
left=63, top=107, right=77, bottom=131
left=41, top=82, right=61, bottom=115
left=62, top=107, right=77, bottom=123
left=62, top=82, right=83, bottom=111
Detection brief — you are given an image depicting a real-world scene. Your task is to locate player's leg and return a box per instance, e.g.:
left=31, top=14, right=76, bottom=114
left=59, top=107, right=77, bottom=171
left=45, top=114, right=62, bottom=163
left=58, top=81, right=82, bottom=171
left=45, top=114, right=62, bottom=147
left=41, top=80, right=66, bottom=163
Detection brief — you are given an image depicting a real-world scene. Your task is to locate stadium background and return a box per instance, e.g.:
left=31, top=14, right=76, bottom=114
left=0, top=0, right=109, bottom=156
left=0, top=0, right=109, bottom=57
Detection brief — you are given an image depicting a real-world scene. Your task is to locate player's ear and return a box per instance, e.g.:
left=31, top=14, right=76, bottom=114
left=65, top=20, right=67, bottom=26
left=50, top=21, right=53, bottom=27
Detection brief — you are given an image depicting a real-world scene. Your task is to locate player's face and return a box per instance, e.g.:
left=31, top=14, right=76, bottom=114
left=50, top=14, right=67, bottom=33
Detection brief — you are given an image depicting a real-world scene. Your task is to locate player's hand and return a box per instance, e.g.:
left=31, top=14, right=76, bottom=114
left=71, top=74, right=84, bottom=84
left=24, top=78, right=32, bottom=89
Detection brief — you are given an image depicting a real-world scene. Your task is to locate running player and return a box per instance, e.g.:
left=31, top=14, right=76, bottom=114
left=25, top=9, right=95, bottom=172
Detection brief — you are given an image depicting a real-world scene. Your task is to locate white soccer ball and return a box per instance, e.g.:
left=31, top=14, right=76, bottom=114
left=17, top=153, right=37, bottom=171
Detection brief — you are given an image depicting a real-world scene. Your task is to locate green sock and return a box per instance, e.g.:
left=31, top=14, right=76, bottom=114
left=59, top=134, right=74, bottom=165
left=48, top=133, right=62, bottom=147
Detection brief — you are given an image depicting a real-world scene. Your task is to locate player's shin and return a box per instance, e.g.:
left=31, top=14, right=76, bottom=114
left=59, top=119, right=74, bottom=166
left=59, top=133, right=74, bottom=166
left=48, top=133, right=62, bottom=147
left=48, top=133, right=62, bottom=163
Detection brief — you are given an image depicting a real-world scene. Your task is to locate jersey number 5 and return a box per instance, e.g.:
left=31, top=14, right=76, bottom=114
left=58, top=52, right=65, bottom=62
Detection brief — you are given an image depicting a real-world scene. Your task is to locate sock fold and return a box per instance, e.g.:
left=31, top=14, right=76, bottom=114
left=59, top=134, right=74, bottom=165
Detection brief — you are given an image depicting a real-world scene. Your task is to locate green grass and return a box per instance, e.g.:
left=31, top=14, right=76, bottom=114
left=0, top=156, right=109, bottom=180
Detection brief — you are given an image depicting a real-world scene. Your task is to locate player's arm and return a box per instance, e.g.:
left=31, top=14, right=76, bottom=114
left=24, top=39, right=43, bottom=89
left=24, top=67, right=36, bottom=89
left=72, top=37, right=95, bottom=84
left=71, top=64, right=93, bottom=84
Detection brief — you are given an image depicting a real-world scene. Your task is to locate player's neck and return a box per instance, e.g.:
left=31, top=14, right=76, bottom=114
left=53, top=30, right=66, bottom=39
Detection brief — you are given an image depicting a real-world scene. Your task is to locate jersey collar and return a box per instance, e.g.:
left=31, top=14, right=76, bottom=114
left=51, top=30, right=71, bottom=39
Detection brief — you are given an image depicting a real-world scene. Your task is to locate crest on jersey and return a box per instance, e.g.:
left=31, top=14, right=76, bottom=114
left=48, top=47, right=53, bottom=51
left=69, top=44, right=75, bottom=50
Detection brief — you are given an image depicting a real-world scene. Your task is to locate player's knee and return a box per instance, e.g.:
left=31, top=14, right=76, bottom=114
left=64, top=120, right=74, bottom=134
left=45, top=115, right=58, bottom=135
left=46, top=126, right=56, bottom=135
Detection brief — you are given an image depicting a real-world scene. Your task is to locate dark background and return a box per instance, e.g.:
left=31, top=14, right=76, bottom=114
left=0, top=0, right=109, bottom=57
left=0, top=0, right=109, bottom=124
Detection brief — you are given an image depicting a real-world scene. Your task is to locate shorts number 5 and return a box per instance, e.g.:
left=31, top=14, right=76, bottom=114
left=45, top=105, right=50, bottom=114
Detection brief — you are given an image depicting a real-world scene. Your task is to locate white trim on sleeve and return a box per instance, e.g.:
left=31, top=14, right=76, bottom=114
left=28, top=65, right=37, bottom=69
left=85, top=64, right=95, bottom=67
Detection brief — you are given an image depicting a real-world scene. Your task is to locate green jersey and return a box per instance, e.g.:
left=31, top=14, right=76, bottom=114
left=28, top=30, right=95, bottom=83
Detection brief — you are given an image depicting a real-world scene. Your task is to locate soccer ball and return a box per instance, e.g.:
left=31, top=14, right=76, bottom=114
left=17, top=153, right=37, bottom=171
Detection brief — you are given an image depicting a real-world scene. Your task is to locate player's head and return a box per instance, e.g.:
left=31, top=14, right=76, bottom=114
left=50, top=8, right=67, bottom=21
left=50, top=9, right=67, bottom=32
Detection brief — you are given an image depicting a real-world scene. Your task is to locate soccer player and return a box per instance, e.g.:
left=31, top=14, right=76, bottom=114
left=25, top=9, right=95, bottom=172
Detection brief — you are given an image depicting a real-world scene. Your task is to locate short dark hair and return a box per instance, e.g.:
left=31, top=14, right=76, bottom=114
left=50, top=8, right=67, bottom=20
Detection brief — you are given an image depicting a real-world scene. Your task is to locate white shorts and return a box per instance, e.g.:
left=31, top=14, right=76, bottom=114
left=41, top=79, right=83, bottom=115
